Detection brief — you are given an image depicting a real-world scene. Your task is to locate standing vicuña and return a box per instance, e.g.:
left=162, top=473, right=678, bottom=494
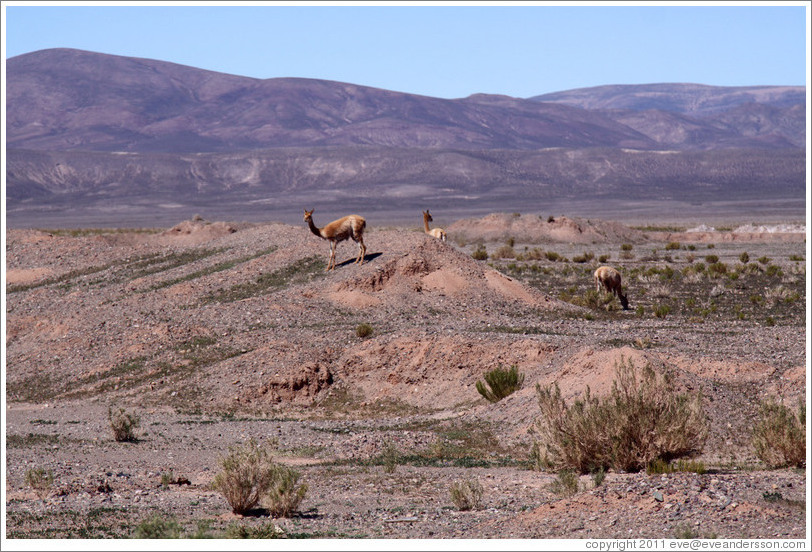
left=422, top=210, right=447, bottom=242
left=303, top=209, right=367, bottom=271
left=594, top=266, right=629, bottom=310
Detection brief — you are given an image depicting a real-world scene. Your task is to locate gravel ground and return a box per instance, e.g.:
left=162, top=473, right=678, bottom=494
left=3, top=214, right=807, bottom=545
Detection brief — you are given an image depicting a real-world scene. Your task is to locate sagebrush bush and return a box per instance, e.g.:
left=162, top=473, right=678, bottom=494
left=108, top=406, right=140, bottom=442
left=476, top=365, right=524, bottom=403
left=265, top=464, right=308, bottom=518
left=25, top=467, right=54, bottom=499
left=550, top=469, right=580, bottom=496
left=493, top=245, right=516, bottom=259
left=355, top=323, right=374, bottom=338
left=132, top=514, right=185, bottom=539
left=449, top=479, right=484, bottom=511
left=531, top=358, right=708, bottom=474
left=213, top=438, right=307, bottom=516
left=471, top=245, right=488, bottom=261
left=752, top=399, right=806, bottom=468
left=572, top=251, right=594, bottom=263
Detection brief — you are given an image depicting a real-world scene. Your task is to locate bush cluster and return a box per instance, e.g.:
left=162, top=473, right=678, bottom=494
left=752, top=400, right=806, bottom=468
left=531, top=358, right=708, bottom=474
left=212, top=438, right=307, bottom=516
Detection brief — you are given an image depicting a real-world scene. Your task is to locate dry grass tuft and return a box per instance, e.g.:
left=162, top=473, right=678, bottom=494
left=752, top=399, right=806, bottom=468
left=449, top=479, right=484, bottom=511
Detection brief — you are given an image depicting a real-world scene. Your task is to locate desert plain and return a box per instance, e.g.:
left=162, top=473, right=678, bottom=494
left=3, top=210, right=807, bottom=543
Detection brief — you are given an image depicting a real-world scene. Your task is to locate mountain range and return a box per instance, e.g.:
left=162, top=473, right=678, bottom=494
left=5, top=48, right=806, bottom=227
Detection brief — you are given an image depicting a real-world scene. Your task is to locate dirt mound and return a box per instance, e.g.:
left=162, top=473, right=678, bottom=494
left=329, top=332, right=557, bottom=410
left=159, top=216, right=239, bottom=244
left=326, top=233, right=563, bottom=310
left=447, top=213, right=647, bottom=244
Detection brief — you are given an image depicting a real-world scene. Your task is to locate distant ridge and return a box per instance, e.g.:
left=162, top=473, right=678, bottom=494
left=530, top=83, right=805, bottom=115
left=7, top=48, right=804, bottom=153
left=5, top=48, right=806, bottom=227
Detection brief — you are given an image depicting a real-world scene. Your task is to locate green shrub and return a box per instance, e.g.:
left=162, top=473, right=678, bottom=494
left=476, top=365, right=524, bottom=403
left=752, top=400, right=806, bottom=468
left=449, top=479, right=484, bottom=511
left=213, top=439, right=275, bottom=515
left=653, top=304, right=671, bottom=319
left=108, top=406, right=140, bottom=442
left=355, top=323, right=374, bottom=338
left=545, top=251, right=561, bottom=262
left=550, top=469, right=580, bottom=496
left=226, top=523, right=285, bottom=539
left=620, top=244, right=633, bottom=252
left=708, top=262, right=728, bottom=276
left=739, top=252, right=750, bottom=264
left=665, top=242, right=681, bottom=251
left=531, top=358, right=708, bottom=474
left=381, top=444, right=399, bottom=474
left=132, top=514, right=185, bottom=539
left=265, top=464, right=308, bottom=518
left=25, top=468, right=54, bottom=499
left=572, top=289, right=620, bottom=311
left=705, top=254, right=719, bottom=264
left=572, top=251, right=595, bottom=263
left=591, top=467, right=606, bottom=487
left=765, top=265, right=783, bottom=278
left=524, top=247, right=545, bottom=261
left=471, top=245, right=488, bottom=261
left=212, top=438, right=307, bottom=517
left=493, top=245, right=516, bottom=259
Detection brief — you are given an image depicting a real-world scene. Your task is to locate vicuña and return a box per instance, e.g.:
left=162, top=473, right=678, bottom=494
left=422, top=210, right=447, bottom=242
left=304, top=209, right=367, bottom=271
left=594, top=266, right=630, bottom=310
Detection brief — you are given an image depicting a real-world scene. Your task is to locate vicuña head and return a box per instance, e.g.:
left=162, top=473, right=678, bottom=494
left=303, top=208, right=367, bottom=271
left=422, top=209, right=447, bottom=242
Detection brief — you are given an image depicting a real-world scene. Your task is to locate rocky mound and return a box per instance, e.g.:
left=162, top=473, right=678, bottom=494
left=322, top=233, right=564, bottom=311
left=447, top=213, right=647, bottom=244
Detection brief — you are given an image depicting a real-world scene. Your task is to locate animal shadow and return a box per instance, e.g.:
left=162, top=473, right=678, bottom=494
left=336, top=251, right=382, bottom=268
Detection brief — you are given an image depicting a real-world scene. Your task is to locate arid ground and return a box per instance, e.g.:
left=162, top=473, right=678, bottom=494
left=4, top=212, right=807, bottom=543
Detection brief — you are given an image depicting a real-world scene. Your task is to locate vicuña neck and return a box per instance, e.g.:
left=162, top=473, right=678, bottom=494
left=423, top=214, right=431, bottom=233
left=307, top=217, right=324, bottom=238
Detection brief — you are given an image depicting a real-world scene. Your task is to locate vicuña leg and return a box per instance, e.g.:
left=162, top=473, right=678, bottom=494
left=355, top=237, right=366, bottom=265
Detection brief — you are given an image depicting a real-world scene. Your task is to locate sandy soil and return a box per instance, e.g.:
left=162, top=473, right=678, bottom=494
left=3, top=213, right=807, bottom=544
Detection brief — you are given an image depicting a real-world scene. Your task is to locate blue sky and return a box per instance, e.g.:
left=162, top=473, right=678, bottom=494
left=3, top=1, right=809, bottom=99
